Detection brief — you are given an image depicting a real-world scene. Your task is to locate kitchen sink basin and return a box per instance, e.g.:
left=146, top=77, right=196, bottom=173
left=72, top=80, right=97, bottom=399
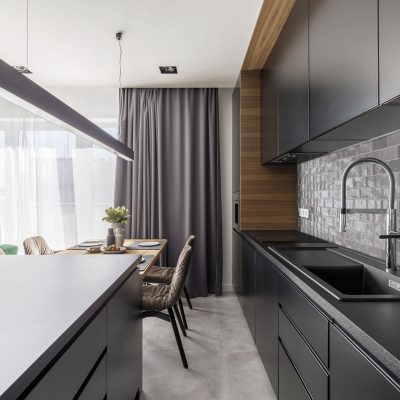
left=272, top=247, right=400, bottom=301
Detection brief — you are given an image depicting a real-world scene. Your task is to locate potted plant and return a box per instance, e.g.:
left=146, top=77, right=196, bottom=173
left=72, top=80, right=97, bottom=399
left=102, top=206, right=130, bottom=239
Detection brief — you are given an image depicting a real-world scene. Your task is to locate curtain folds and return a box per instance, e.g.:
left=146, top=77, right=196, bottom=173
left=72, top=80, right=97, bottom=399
left=115, top=88, right=222, bottom=296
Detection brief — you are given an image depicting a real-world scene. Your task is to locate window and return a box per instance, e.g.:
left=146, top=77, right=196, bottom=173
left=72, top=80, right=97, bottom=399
left=0, top=96, right=116, bottom=251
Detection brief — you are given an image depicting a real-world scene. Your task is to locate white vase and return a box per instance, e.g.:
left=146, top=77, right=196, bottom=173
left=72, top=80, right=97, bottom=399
left=112, top=223, right=126, bottom=239
left=114, top=228, right=125, bottom=247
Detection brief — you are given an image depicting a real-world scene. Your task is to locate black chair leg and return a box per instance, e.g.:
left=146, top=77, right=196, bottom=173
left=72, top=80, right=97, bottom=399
left=183, top=285, right=193, bottom=309
left=173, top=304, right=187, bottom=337
left=178, top=297, right=188, bottom=329
left=167, top=307, right=188, bottom=368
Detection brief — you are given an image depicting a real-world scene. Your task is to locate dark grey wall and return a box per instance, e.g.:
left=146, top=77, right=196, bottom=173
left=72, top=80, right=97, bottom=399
left=298, top=129, right=400, bottom=260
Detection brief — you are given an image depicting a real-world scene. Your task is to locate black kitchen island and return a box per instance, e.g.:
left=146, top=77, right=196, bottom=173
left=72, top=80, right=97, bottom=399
left=0, top=254, right=142, bottom=400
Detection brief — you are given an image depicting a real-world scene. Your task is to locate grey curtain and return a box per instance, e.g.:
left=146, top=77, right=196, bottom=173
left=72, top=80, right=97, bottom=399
left=115, top=88, right=222, bottom=297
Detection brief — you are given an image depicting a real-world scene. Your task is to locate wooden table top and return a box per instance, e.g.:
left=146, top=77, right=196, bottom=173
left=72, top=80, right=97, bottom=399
left=57, top=238, right=168, bottom=275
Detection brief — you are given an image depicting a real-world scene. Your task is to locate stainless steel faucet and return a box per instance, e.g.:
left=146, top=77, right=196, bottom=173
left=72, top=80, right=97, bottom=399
left=340, top=157, right=398, bottom=271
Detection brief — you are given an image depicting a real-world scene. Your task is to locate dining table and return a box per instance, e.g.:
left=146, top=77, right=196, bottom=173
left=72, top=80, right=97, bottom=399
left=57, top=238, right=168, bottom=275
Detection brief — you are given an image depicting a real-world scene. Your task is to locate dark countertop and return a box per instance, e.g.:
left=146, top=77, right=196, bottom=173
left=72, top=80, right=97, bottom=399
left=238, top=229, right=400, bottom=385
left=0, top=254, right=140, bottom=399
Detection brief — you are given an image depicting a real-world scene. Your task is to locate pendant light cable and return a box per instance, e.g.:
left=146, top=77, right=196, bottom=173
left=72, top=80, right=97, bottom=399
left=26, top=0, right=29, bottom=69
left=116, top=32, right=123, bottom=88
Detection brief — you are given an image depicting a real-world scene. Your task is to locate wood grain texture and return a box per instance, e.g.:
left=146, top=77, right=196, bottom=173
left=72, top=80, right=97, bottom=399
left=240, top=70, right=297, bottom=230
left=242, top=0, right=296, bottom=70
left=58, top=238, right=168, bottom=276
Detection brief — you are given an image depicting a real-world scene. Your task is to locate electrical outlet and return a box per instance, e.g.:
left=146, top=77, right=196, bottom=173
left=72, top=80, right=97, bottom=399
left=299, top=208, right=309, bottom=219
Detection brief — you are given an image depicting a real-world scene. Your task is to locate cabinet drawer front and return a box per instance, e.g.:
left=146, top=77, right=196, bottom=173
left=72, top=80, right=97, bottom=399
left=78, top=354, right=106, bottom=400
left=279, top=342, right=311, bottom=400
left=279, top=276, right=329, bottom=365
left=279, top=308, right=328, bottom=400
left=330, top=325, right=400, bottom=400
left=26, top=309, right=106, bottom=400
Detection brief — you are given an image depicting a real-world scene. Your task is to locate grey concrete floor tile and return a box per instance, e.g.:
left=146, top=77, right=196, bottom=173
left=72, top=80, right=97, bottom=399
left=145, top=315, right=222, bottom=352
left=143, top=350, right=223, bottom=400
left=219, top=317, right=257, bottom=353
left=142, top=294, right=277, bottom=400
left=221, top=351, right=276, bottom=400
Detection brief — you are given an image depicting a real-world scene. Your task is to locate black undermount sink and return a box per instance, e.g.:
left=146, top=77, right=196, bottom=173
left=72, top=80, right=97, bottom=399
left=272, top=247, right=400, bottom=301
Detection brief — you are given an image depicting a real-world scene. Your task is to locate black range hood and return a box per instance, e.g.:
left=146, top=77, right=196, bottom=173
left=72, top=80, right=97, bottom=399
left=0, top=58, right=134, bottom=161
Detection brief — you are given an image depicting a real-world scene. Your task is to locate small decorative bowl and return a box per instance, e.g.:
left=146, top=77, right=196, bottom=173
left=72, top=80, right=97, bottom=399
left=86, top=246, right=102, bottom=254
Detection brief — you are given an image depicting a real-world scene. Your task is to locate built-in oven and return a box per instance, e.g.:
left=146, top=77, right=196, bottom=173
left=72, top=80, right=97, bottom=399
left=233, top=192, right=240, bottom=230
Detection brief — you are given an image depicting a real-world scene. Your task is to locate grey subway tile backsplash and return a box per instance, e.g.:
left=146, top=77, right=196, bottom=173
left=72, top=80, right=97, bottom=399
left=297, top=129, right=400, bottom=261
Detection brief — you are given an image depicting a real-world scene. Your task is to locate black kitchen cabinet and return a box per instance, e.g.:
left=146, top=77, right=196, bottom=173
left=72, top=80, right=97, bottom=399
left=107, top=269, right=143, bottom=400
left=232, top=229, right=242, bottom=295
left=261, top=0, right=308, bottom=162
left=309, top=0, right=378, bottom=138
left=379, top=0, right=400, bottom=104
left=330, top=325, right=400, bottom=400
left=239, top=236, right=256, bottom=340
left=255, top=253, right=279, bottom=395
left=279, top=342, right=311, bottom=400
left=276, top=0, right=309, bottom=154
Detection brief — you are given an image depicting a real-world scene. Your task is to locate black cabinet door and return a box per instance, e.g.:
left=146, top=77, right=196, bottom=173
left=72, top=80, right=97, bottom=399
left=309, top=0, right=378, bottom=138
left=276, top=0, right=309, bottom=154
left=330, top=325, right=400, bottom=400
left=279, top=343, right=311, bottom=400
left=379, top=0, right=400, bottom=104
left=239, top=236, right=256, bottom=340
left=107, top=270, right=142, bottom=400
left=232, top=230, right=241, bottom=295
left=255, top=253, right=278, bottom=395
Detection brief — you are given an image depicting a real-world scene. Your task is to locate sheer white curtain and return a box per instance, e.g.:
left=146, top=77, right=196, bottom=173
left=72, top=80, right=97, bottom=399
left=0, top=97, right=116, bottom=252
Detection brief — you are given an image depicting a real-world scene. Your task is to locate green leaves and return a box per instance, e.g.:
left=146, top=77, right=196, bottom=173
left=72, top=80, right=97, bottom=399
left=102, top=206, right=130, bottom=224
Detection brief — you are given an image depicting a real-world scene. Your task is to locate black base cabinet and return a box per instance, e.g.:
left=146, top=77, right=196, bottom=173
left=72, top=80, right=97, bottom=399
left=255, top=253, right=279, bottom=395
left=279, top=343, right=311, bottom=400
left=330, top=325, right=400, bottom=400
left=234, top=232, right=400, bottom=400
left=239, top=236, right=256, bottom=341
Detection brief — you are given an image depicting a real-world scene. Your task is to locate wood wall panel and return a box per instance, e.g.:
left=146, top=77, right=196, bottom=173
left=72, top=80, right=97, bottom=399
left=240, top=70, right=297, bottom=230
left=242, top=0, right=295, bottom=70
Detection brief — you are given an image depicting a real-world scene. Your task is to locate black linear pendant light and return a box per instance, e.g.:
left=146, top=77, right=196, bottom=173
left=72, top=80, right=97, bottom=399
left=0, top=3, right=134, bottom=161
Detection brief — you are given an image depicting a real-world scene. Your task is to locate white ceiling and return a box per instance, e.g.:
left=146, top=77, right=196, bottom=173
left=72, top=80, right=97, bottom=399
left=0, top=0, right=263, bottom=88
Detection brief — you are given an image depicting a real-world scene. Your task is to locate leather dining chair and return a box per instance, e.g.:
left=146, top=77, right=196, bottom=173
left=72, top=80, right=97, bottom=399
left=142, top=244, right=193, bottom=368
left=143, top=235, right=195, bottom=330
left=23, top=236, right=54, bottom=255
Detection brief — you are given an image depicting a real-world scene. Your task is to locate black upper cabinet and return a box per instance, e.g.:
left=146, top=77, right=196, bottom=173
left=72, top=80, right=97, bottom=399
left=379, top=0, right=400, bottom=104
left=276, top=0, right=309, bottom=154
left=309, top=0, right=379, bottom=138
left=255, top=253, right=279, bottom=396
left=330, top=325, right=400, bottom=400
left=261, top=0, right=308, bottom=162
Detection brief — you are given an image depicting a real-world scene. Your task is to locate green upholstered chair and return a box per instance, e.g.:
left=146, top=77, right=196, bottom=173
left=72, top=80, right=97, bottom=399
left=0, top=244, right=18, bottom=255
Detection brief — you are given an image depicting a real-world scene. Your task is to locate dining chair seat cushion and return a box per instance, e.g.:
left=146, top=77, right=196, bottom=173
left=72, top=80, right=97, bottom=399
left=143, top=266, right=175, bottom=284
left=142, top=284, right=170, bottom=311
left=0, top=244, right=18, bottom=255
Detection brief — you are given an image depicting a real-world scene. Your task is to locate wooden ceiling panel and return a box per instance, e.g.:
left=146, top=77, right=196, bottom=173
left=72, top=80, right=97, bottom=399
left=242, top=0, right=296, bottom=70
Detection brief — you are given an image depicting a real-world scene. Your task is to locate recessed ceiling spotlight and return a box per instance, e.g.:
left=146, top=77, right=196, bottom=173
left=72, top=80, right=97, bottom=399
left=13, top=66, right=32, bottom=74
left=159, top=66, right=178, bottom=74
